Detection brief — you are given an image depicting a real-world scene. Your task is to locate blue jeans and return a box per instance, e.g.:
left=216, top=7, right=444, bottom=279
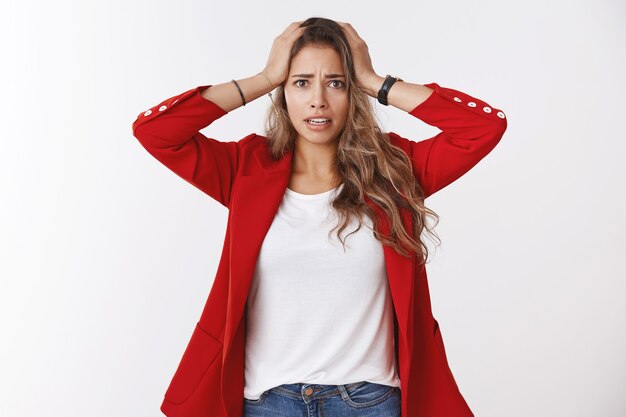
left=243, top=381, right=401, bottom=417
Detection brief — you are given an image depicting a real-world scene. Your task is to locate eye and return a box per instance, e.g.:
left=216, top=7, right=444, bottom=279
left=294, top=79, right=308, bottom=87
left=329, top=80, right=346, bottom=88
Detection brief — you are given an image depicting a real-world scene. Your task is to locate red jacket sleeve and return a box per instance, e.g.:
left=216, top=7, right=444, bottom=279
left=389, top=82, right=508, bottom=199
left=131, top=85, right=238, bottom=208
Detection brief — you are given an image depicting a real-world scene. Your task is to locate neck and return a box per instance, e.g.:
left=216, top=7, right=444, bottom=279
left=291, top=136, right=339, bottom=180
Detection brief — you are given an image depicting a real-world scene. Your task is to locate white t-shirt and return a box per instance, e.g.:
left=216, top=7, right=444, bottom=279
left=244, top=183, right=400, bottom=400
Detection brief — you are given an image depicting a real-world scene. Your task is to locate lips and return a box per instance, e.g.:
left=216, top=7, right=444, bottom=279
left=305, top=117, right=332, bottom=125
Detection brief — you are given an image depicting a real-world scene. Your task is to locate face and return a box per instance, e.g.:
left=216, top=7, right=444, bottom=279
left=284, top=45, right=350, bottom=147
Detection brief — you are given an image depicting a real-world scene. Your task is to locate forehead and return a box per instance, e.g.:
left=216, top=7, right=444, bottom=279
left=290, top=45, right=343, bottom=71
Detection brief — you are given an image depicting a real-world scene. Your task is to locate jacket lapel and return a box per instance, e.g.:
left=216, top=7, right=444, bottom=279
left=223, top=145, right=294, bottom=359
left=221, top=140, right=415, bottom=415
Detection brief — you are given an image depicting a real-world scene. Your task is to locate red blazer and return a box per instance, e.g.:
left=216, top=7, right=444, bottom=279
left=131, top=82, right=507, bottom=417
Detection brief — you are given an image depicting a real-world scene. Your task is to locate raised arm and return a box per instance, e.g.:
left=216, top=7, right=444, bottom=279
left=131, top=84, right=234, bottom=208
left=338, top=22, right=508, bottom=200
left=380, top=79, right=508, bottom=199
left=130, top=73, right=274, bottom=207
left=131, top=23, right=306, bottom=207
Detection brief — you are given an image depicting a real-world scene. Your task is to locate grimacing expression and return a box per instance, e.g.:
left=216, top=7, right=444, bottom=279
left=284, top=45, right=350, bottom=147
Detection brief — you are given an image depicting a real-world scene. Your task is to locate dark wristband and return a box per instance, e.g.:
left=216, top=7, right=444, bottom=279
left=377, top=75, right=403, bottom=106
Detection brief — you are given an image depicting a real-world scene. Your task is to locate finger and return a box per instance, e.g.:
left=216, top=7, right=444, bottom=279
left=339, top=22, right=354, bottom=30
left=290, top=21, right=304, bottom=30
left=286, top=27, right=305, bottom=40
left=280, top=24, right=305, bottom=39
left=282, top=21, right=303, bottom=35
left=345, top=24, right=360, bottom=38
left=339, top=23, right=357, bottom=41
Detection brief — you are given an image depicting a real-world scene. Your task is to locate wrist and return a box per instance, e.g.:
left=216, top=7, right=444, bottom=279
left=257, top=71, right=276, bottom=93
left=362, top=74, right=385, bottom=97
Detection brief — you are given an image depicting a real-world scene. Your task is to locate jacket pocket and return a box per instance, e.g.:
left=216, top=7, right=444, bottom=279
left=164, top=322, right=223, bottom=405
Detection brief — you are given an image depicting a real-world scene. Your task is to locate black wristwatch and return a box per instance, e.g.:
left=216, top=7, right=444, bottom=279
left=377, top=75, right=403, bottom=106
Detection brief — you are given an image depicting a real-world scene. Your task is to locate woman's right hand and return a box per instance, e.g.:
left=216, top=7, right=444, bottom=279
left=261, top=21, right=306, bottom=89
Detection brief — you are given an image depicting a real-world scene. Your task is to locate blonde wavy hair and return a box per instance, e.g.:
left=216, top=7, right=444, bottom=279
left=264, top=17, right=441, bottom=267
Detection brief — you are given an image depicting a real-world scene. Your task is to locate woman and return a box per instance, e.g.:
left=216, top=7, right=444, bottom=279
left=132, top=17, right=507, bottom=417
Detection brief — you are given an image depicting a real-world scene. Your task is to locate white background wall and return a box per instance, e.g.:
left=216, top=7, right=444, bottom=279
left=1, top=0, right=624, bottom=416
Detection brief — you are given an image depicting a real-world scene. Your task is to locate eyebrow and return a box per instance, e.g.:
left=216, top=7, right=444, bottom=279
left=291, top=73, right=346, bottom=78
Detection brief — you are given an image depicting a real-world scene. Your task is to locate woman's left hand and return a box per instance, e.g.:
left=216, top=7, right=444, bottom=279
left=338, top=22, right=380, bottom=90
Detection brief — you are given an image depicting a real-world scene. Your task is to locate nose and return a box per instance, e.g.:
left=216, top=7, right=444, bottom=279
left=309, top=83, right=328, bottom=109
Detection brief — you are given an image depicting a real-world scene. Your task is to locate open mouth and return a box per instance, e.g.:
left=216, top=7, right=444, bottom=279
left=305, top=118, right=332, bottom=126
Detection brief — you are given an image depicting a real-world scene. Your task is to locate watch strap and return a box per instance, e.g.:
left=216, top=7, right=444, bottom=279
left=377, top=75, right=403, bottom=106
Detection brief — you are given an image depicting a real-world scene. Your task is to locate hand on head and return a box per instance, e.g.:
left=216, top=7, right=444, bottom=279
left=262, top=22, right=306, bottom=88
left=337, top=22, right=378, bottom=89
left=262, top=20, right=378, bottom=91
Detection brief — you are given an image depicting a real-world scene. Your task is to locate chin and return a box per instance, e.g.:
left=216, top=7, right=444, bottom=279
left=296, top=129, right=340, bottom=145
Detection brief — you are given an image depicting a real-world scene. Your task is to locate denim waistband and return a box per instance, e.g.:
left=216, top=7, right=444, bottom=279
left=269, top=381, right=370, bottom=400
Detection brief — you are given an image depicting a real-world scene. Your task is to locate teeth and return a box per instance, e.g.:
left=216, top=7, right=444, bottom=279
left=308, top=118, right=330, bottom=124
